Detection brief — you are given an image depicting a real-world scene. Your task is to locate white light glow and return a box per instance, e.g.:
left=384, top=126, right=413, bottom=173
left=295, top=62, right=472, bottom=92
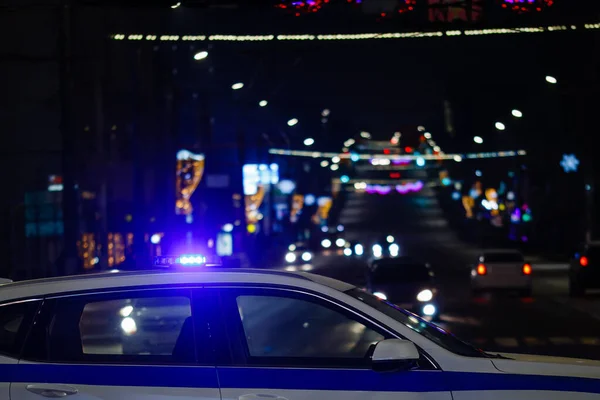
left=512, top=109, right=523, bottom=118
left=424, top=132, right=432, bottom=139
left=320, top=160, right=329, bottom=167
left=423, top=304, right=436, bottom=316
left=223, top=223, right=234, bottom=232
left=355, top=244, right=364, bottom=256
left=231, top=82, right=244, bottom=90
left=343, top=248, right=352, bottom=257
left=330, top=164, right=339, bottom=171
left=171, top=2, right=181, bottom=8
left=301, top=252, right=312, bottom=262
left=495, top=122, right=506, bottom=131
left=373, top=292, right=387, bottom=300
left=473, top=136, right=483, bottom=144
left=287, top=118, right=299, bottom=127
left=322, top=109, right=330, bottom=117
left=285, top=252, right=297, bottom=263
left=386, top=235, right=395, bottom=243
left=389, top=243, right=400, bottom=256
left=433, top=146, right=441, bottom=153
left=149, top=233, right=161, bottom=244
left=121, top=317, right=137, bottom=335
left=546, top=75, right=557, bottom=84
left=360, top=131, right=371, bottom=139
left=453, top=155, right=463, bottom=162
left=417, top=289, right=433, bottom=302
left=193, top=51, right=208, bottom=60
left=332, top=156, right=341, bottom=164
left=303, top=138, right=315, bottom=146
left=259, top=100, right=268, bottom=107
left=321, top=239, right=332, bottom=248
left=336, top=238, right=346, bottom=247
left=119, top=305, right=134, bottom=317
left=373, top=244, right=383, bottom=255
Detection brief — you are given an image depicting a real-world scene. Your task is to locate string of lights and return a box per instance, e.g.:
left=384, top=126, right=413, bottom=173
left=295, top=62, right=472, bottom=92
left=111, top=22, right=598, bottom=43
left=268, top=148, right=527, bottom=160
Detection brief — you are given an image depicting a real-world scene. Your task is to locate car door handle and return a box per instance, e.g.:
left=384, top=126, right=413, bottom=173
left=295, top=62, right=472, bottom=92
left=26, top=384, right=78, bottom=398
left=239, top=395, right=288, bottom=400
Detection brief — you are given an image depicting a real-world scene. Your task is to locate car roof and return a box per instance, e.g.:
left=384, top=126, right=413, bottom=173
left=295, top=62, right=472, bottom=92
left=0, top=268, right=355, bottom=303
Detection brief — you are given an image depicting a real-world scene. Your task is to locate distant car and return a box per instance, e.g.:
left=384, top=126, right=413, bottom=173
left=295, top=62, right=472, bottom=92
left=366, top=257, right=441, bottom=319
left=285, top=242, right=313, bottom=264
left=470, top=250, right=532, bottom=297
left=369, top=235, right=400, bottom=259
left=569, top=242, right=600, bottom=297
left=320, top=231, right=346, bottom=251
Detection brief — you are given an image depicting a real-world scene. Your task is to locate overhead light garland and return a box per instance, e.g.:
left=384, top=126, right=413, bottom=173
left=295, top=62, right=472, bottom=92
left=111, top=23, right=596, bottom=43
left=499, top=0, right=554, bottom=13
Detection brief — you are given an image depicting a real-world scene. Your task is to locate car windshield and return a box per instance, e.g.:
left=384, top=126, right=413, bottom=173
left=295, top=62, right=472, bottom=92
left=345, top=288, right=488, bottom=358
left=483, top=252, right=524, bottom=262
left=371, top=263, right=430, bottom=283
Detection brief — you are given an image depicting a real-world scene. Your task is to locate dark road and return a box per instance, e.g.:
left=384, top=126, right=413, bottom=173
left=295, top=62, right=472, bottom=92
left=275, top=177, right=600, bottom=361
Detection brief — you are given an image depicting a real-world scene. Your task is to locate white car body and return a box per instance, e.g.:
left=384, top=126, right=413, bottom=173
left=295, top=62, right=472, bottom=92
left=471, top=250, right=532, bottom=292
left=0, top=268, right=598, bottom=399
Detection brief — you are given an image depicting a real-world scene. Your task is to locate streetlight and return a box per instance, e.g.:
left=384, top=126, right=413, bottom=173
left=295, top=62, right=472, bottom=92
left=546, top=75, right=557, bottom=84
left=193, top=51, right=208, bottom=61
left=360, top=131, right=371, bottom=139
left=231, top=82, right=244, bottom=90
left=473, top=136, right=483, bottom=144
left=331, top=164, right=339, bottom=171
left=423, top=132, right=432, bottom=139
left=332, top=156, right=341, bottom=164
left=322, top=109, right=330, bottom=117
left=303, top=138, right=315, bottom=146
left=287, top=118, right=298, bottom=127
left=495, top=122, right=506, bottom=131
left=512, top=109, right=523, bottom=118
left=320, top=160, right=329, bottom=168
left=171, top=2, right=181, bottom=8
left=453, top=155, right=463, bottom=162
left=259, top=100, right=268, bottom=107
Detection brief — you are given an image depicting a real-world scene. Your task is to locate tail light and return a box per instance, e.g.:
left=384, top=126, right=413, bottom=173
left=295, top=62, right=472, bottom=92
left=477, top=264, right=487, bottom=275
left=580, top=256, right=589, bottom=267
left=522, top=263, right=532, bottom=275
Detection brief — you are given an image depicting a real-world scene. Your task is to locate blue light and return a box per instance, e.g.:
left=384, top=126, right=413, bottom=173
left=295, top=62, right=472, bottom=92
left=416, top=157, right=425, bottom=167
left=340, top=175, right=350, bottom=183
left=178, top=254, right=206, bottom=266
left=150, top=234, right=161, bottom=244
left=441, top=177, right=451, bottom=186
left=452, top=192, right=461, bottom=200
left=350, top=153, right=360, bottom=162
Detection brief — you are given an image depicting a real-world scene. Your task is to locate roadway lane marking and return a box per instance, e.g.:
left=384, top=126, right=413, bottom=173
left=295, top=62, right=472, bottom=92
left=548, top=337, right=576, bottom=345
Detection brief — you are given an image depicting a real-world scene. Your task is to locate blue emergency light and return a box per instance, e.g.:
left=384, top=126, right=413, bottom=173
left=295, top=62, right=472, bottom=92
left=154, top=253, right=223, bottom=268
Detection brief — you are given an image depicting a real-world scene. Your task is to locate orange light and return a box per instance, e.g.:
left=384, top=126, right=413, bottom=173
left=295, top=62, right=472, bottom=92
left=580, top=256, right=589, bottom=267
left=477, top=264, right=487, bottom=275
left=522, top=264, right=532, bottom=275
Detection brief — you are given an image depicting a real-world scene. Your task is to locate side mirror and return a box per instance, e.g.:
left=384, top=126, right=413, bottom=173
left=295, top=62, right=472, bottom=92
left=371, top=339, right=419, bottom=372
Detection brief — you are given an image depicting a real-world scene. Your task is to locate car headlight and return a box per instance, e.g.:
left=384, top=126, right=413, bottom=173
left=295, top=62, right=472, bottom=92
left=355, top=244, right=364, bottom=256
left=373, top=292, right=387, bottom=300
left=417, top=289, right=433, bottom=302
left=285, top=252, right=297, bottom=263
left=343, top=248, right=352, bottom=257
left=422, top=304, right=436, bottom=316
left=301, top=252, right=312, bottom=262
left=321, top=239, right=332, bottom=248
left=336, top=238, right=346, bottom=247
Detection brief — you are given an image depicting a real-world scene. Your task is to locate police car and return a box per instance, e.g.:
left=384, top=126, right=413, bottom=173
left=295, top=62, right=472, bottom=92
left=0, top=254, right=599, bottom=400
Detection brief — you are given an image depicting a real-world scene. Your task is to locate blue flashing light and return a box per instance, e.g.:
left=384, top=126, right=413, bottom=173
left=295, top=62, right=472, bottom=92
left=154, top=254, right=222, bottom=268
left=441, top=177, right=451, bottom=186
left=340, top=175, right=350, bottom=183
left=350, top=153, right=360, bottom=162
left=416, top=157, right=425, bottom=167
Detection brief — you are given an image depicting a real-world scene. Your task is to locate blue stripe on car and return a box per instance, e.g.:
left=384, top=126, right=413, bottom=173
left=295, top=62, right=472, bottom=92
left=1, top=364, right=599, bottom=393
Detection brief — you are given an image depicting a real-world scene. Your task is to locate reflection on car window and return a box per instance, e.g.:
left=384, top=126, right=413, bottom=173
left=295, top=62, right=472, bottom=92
left=47, top=294, right=194, bottom=363
left=0, top=301, right=39, bottom=357
left=236, top=295, right=384, bottom=359
left=345, top=288, right=487, bottom=358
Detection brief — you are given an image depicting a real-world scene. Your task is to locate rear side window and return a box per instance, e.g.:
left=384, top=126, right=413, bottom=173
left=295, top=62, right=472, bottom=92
left=0, top=300, right=40, bottom=358
left=483, top=253, right=524, bottom=262
left=23, top=290, right=196, bottom=364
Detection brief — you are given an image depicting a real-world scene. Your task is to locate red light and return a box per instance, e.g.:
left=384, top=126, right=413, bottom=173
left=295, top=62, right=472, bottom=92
left=580, top=256, right=589, bottom=267
left=390, top=173, right=401, bottom=179
left=381, top=12, right=386, bottom=17
left=383, top=149, right=390, bottom=155
left=405, top=146, right=413, bottom=153
left=522, top=264, right=532, bottom=275
left=477, top=264, right=487, bottom=275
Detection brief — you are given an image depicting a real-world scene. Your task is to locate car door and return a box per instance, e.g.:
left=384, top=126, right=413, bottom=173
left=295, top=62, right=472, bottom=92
left=214, top=286, right=451, bottom=400
left=0, top=299, right=41, bottom=400
left=11, top=288, right=221, bottom=400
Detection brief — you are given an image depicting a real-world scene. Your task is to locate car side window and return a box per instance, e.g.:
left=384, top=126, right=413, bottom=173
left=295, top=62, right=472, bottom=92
left=0, top=300, right=40, bottom=358
left=23, top=290, right=196, bottom=364
left=232, top=292, right=387, bottom=367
